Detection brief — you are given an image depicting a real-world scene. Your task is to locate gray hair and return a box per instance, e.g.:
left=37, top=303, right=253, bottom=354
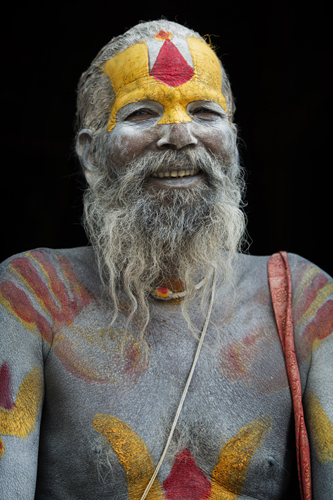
left=75, top=20, right=236, bottom=139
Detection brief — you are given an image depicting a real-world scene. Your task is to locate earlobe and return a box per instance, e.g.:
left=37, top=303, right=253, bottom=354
left=76, top=129, right=94, bottom=184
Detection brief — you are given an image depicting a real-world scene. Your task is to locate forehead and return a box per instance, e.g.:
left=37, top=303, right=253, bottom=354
left=104, top=30, right=228, bottom=131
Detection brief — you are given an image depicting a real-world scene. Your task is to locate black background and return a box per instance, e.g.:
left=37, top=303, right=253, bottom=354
left=2, top=1, right=332, bottom=275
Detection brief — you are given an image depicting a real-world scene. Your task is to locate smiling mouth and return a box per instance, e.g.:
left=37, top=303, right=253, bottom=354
left=151, top=169, right=200, bottom=178
left=148, top=169, right=203, bottom=189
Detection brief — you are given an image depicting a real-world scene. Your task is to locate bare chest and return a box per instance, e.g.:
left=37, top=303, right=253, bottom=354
left=38, top=288, right=299, bottom=499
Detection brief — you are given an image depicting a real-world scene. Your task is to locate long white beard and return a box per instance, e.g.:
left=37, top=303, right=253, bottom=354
left=83, top=143, right=246, bottom=334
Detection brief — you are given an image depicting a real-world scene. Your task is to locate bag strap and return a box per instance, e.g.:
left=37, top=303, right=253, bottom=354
left=267, top=251, right=312, bottom=500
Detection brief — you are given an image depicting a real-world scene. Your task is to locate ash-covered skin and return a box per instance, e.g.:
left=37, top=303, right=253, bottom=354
left=1, top=247, right=333, bottom=499
left=1, top=18, right=333, bottom=500
left=79, top=83, right=244, bottom=337
left=108, top=98, right=234, bottom=189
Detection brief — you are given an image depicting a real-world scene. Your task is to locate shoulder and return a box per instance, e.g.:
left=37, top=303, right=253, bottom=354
left=234, top=251, right=332, bottom=287
left=232, top=252, right=270, bottom=283
left=233, top=252, right=333, bottom=318
left=284, top=252, right=333, bottom=321
left=1, top=246, right=96, bottom=272
left=286, top=251, right=332, bottom=278
left=0, top=246, right=102, bottom=313
left=0, top=246, right=98, bottom=283
left=283, top=254, right=333, bottom=382
left=236, top=251, right=333, bottom=365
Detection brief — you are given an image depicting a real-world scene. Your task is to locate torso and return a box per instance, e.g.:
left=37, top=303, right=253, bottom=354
left=2, top=246, right=314, bottom=498
left=28, top=247, right=303, bottom=499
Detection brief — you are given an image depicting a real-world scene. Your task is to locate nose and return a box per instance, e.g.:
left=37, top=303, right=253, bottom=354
left=157, top=123, right=198, bottom=150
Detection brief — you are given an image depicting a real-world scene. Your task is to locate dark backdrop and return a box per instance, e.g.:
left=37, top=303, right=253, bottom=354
left=2, top=1, right=332, bottom=275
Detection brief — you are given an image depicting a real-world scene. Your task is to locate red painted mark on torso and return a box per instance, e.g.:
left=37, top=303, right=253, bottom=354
left=163, top=448, right=211, bottom=499
left=220, top=329, right=263, bottom=381
left=0, top=362, right=15, bottom=410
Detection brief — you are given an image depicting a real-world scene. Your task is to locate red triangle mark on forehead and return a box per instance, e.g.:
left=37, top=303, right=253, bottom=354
left=163, top=448, right=211, bottom=499
left=150, top=39, right=194, bottom=87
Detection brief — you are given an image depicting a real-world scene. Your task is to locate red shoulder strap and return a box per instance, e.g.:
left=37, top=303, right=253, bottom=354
left=268, top=251, right=312, bottom=500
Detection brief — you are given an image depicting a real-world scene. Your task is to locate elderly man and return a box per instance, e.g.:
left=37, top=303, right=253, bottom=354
left=0, top=19, right=332, bottom=500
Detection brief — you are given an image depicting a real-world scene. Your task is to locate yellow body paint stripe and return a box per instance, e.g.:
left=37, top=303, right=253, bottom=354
left=93, top=414, right=164, bottom=500
left=0, top=367, right=43, bottom=440
left=209, top=415, right=272, bottom=499
left=306, top=393, right=333, bottom=464
left=293, top=266, right=319, bottom=307
left=296, top=282, right=333, bottom=330
left=93, top=413, right=271, bottom=498
left=27, top=251, right=64, bottom=311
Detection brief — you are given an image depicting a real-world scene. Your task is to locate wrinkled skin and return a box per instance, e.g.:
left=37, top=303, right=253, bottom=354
left=1, top=64, right=333, bottom=500
left=1, top=247, right=332, bottom=499
left=78, top=98, right=236, bottom=193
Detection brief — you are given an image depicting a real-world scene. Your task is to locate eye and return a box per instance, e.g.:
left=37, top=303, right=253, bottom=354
left=125, top=109, right=158, bottom=121
left=191, top=107, right=221, bottom=120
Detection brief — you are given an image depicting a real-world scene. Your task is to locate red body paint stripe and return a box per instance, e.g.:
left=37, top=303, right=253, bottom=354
left=295, top=273, right=329, bottom=323
left=10, top=256, right=66, bottom=322
left=0, top=363, right=15, bottom=410
left=0, top=280, right=53, bottom=343
left=31, top=250, right=73, bottom=317
left=303, top=299, right=333, bottom=344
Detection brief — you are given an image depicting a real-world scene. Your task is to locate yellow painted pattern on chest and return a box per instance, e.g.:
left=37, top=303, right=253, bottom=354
left=93, top=414, right=164, bottom=499
left=209, top=415, right=272, bottom=499
left=93, top=413, right=272, bottom=499
left=305, top=392, right=333, bottom=464
left=104, top=37, right=228, bottom=131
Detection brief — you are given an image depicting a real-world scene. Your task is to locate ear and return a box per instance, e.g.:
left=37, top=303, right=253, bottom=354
left=76, top=129, right=95, bottom=184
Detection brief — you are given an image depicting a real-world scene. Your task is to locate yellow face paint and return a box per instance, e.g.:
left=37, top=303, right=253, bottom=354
left=306, top=392, right=333, bottom=464
left=104, top=35, right=228, bottom=131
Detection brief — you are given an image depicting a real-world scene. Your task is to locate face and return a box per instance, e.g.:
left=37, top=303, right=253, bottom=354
left=103, top=30, right=236, bottom=190
left=108, top=99, right=235, bottom=190
left=81, top=27, right=245, bottom=325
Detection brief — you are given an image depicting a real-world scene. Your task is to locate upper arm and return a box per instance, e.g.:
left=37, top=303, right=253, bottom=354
left=0, top=254, right=45, bottom=499
left=304, top=334, right=333, bottom=499
left=289, top=253, right=333, bottom=498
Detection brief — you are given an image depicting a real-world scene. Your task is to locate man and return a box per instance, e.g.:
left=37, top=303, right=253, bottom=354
left=0, top=19, right=332, bottom=500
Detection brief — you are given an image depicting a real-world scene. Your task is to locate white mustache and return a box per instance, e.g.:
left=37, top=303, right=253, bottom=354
left=111, top=148, right=235, bottom=193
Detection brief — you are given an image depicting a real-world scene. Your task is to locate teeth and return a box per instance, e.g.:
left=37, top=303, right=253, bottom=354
left=152, top=169, right=199, bottom=179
